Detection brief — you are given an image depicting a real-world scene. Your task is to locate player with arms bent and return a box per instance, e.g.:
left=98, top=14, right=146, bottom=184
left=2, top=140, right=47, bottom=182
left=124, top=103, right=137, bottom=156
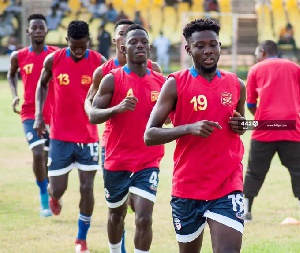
left=89, top=24, right=165, bottom=253
left=144, top=19, right=246, bottom=253
left=34, top=20, right=107, bottom=253
left=7, top=14, right=58, bottom=217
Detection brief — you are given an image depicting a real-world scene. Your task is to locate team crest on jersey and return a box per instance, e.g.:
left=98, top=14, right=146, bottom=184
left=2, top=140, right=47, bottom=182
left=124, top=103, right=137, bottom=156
left=220, top=92, right=232, bottom=106
left=81, top=75, right=92, bottom=85
left=174, top=218, right=182, bottom=230
left=151, top=91, right=160, bottom=102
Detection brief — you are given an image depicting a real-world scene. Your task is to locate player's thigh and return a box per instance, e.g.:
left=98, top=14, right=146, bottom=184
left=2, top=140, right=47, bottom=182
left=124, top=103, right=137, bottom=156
left=22, top=119, right=46, bottom=150
left=129, top=168, right=159, bottom=203
left=74, top=142, right=100, bottom=172
left=247, top=140, right=277, bottom=174
left=103, top=169, right=132, bottom=208
left=178, top=231, right=204, bottom=253
left=48, top=139, right=75, bottom=176
left=170, top=197, right=207, bottom=245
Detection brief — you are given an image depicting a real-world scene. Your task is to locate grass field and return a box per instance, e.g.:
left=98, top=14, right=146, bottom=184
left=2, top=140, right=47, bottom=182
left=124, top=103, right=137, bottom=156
left=0, top=79, right=300, bottom=253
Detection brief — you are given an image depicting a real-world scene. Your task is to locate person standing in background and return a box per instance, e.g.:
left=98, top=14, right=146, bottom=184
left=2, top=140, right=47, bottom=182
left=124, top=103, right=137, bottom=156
left=243, top=40, right=300, bottom=222
left=97, top=23, right=112, bottom=60
left=153, top=31, right=170, bottom=73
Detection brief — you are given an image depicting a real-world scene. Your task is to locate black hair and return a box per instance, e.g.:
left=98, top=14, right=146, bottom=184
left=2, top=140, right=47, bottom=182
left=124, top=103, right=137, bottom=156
left=183, top=19, right=220, bottom=42
left=27, top=14, right=46, bottom=24
left=67, top=20, right=90, bottom=40
left=123, top=24, right=148, bottom=40
left=114, top=19, right=135, bottom=30
left=259, top=40, right=278, bottom=56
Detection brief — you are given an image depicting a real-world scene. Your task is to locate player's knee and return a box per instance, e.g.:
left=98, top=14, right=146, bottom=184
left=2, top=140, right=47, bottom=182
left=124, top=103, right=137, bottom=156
left=51, top=185, right=67, bottom=199
left=135, top=213, right=152, bottom=230
left=79, top=182, right=94, bottom=196
left=109, top=211, right=126, bottom=226
left=32, top=145, right=45, bottom=158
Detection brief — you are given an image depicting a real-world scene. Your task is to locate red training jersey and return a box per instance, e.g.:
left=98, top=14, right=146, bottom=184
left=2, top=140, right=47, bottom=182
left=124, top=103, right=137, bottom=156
left=246, top=58, right=300, bottom=141
left=171, top=67, right=244, bottom=200
left=104, top=65, right=165, bottom=172
left=18, top=45, right=59, bottom=123
left=101, top=58, right=156, bottom=147
left=50, top=48, right=102, bottom=143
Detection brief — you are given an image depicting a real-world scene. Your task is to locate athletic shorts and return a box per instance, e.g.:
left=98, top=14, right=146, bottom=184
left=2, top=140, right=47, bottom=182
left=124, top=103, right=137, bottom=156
left=48, top=139, right=100, bottom=177
left=101, top=146, right=105, bottom=168
left=22, top=119, right=49, bottom=150
left=103, top=167, right=159, bottom=208
left=171, top=191, right=244, bottom=243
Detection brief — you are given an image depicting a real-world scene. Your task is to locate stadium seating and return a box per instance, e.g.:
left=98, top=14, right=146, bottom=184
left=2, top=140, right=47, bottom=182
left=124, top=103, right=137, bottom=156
left=271, top=0, right=286, bottom=39
left=256, top=3, right=275, bottom=42
left=0, top=1, right=10, bottom=14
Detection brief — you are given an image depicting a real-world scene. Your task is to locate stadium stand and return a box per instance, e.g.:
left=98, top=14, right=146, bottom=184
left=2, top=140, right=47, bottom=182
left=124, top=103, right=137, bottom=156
left=271, top=0, right=286, bottom=39
left=256, top=2, right=275, bottom=41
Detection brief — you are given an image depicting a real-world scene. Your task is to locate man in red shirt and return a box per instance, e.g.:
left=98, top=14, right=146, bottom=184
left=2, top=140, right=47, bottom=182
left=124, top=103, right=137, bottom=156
left=144, top=19, right=246, bottom=253
left=34, top=20, right=106, bottom=253
left=89, top=24, right=165, bottom=253
left=243, top=40, right=300, bottom=222
left=7, top=14, right=58, bottom=217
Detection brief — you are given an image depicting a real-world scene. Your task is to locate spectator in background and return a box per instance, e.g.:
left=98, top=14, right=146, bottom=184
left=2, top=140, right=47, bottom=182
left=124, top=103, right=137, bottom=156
left=4, top=35, right=19, bottom=55
left=0, top=11, right=15, bottom=39
left=153, top=31, right=170, bottom=73
left=133, top=11, right=144, bottom=26
left=105, top=3, right=118, bottom=24
left=97, top=23, right=112, bottom=60
left=278, top=22, right=297, bottom=56
left=116, top=10, right=129, bottom=23
left=51, top=0, right=71, bottom=16
left=204, top=0, right=220, bottom=12
left=46, top=5, right=66, bottom=31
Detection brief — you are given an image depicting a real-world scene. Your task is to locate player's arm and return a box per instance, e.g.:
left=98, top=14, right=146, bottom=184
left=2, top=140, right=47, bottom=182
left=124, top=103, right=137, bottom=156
left=228, top=78, right=246, bottom=135
left=84, top=66, right=104, bottom=116
left=144, top=77, right=221, bottom=146
left=34, top=53, right=54, bottom=138
left=89, top=73, right=138, bottom=124
left=7, top=51, right=20, bottom=114
left=151, top=61, right=162, bottom=73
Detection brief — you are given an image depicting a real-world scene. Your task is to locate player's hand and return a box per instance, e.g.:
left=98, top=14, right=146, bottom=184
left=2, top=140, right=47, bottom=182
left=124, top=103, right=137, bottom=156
left=33, top=115, right=46, bottom=138
left=116, top=96, right=138, bottom=113
left=189, top=120, right=222, bottom=138
left=228, top=110, right=246, bottom=135
left=12, top=96, right=20, bottom=114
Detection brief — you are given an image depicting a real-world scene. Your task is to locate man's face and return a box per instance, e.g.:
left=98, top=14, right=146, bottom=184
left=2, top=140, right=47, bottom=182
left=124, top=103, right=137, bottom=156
left=114, top=24, right=131, bottom=53
left=27, top=19, right=48, bottom=45
left=186, top=30, right=221, bottom=73
left=122, top=29, right=151, bottom=64
left=67, top=37, right=90, bottom=60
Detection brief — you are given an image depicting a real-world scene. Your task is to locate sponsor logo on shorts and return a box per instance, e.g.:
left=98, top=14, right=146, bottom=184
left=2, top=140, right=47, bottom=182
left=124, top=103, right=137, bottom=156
left=174, top=217, right=182, bottom=230
left=104, top=188, right=110, bottom=199
left=47, top=157, right=52, bottom=167
left=150, top=184, right=157, bottom=192
left=236, top=211, right=244, bottom=220
left=93, top=156, right=98, bottom=161
left=26, top=132, right=33, bottom=141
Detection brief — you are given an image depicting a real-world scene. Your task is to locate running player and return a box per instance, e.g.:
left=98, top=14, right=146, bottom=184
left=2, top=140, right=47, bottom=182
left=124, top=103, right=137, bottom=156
left=7, top=13, right=59, bottom=217
left=34, top=20, right=107, bottom=253
left=144, top=19, right=246, bottom=253
left=89, top=24, right=165, bottom=253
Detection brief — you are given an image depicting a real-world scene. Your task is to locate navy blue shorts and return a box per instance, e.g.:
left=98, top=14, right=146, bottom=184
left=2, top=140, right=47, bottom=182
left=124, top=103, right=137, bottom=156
left=48, top=139, right=100, bottom=176
left=171, top=191, right=244, bottom=242
left=22, top=119, right=49, bottom=150
left=103, top=167, right=159, bottom=208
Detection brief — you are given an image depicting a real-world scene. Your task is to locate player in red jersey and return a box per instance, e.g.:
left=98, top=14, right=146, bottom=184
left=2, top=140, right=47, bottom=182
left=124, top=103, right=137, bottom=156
left=85, top=19, right=162, bottom=253
left=243, top=40, right=300, bottom=222
left=7, top=14, right=59, bottom=217
left=34, top=20, right=107, bottom=253
left=144, top=19, right=246, bottom=253
left=89, top=24, right=165, bottom=253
